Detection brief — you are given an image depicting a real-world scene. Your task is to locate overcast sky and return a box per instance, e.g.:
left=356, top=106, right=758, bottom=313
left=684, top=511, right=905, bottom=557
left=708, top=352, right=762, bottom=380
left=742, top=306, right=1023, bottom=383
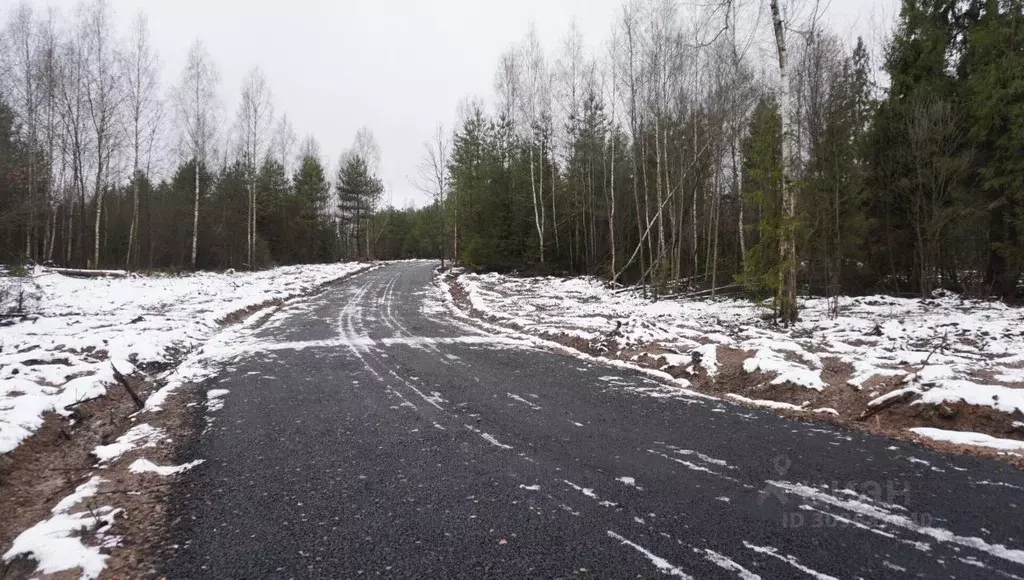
left=12, top=0, right=898, bottom=207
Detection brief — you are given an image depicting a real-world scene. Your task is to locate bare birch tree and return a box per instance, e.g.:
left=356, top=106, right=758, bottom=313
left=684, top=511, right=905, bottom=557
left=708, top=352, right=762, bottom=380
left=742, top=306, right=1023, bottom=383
left=350, top=127, right=382, bottom=258
left=173, top=40, right=219, bottom=270
left=272, top=113, right=297, bottom=173
left=236, top=66, right=274, bottom=268
left=414, top=124, right=451, bottom=267
left=120, top=12, right=160, bottom=270
left=613, top=2, right=647, bottom=284
left=36, top=9, right=64, bottom=263
left=520, top=24, right=548, bottom=263
left=605, top=27, right=621, bottom=279
left=3, top=2, right=40, bottom=260
left=352, top=126, right=381, bottom=177
left=53, top=15, right=91, bottom=266
left=770, top=0, right=799, bottom=323
left=81, top=0, right=121, bottom=269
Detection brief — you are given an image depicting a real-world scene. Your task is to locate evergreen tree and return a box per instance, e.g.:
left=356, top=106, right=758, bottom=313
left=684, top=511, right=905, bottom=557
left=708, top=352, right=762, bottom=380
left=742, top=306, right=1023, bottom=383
left=293, top=154, right=331, bottom=263
left=255, top=157, right=292, bottom=264
left=0, top=95, right=29, bottom=264
left=336, top=155, right=383, bottom=260
left=738, top=97, right=784, bottom=306
left=962, top=0, right=1024, bottom=297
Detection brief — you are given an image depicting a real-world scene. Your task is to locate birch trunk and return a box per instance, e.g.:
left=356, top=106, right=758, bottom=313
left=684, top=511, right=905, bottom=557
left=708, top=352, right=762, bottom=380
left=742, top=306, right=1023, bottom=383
left=191, top=159, right=200, bottom=269
left=733, top=134, right=745, bottom=260
left=691, top=116, right=699, bottom=279
left=770, top=0, right=799, bottom=323
left=530, top=145, right=545, bottom=263
left=608, top=134, right=616, bottom=278
left=655, top=120, right=665, bottom=262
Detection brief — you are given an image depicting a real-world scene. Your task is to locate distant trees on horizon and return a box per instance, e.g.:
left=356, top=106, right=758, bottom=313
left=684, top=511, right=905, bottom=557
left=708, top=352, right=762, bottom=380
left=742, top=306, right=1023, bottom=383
left=0, top=0, right=405, bottom=271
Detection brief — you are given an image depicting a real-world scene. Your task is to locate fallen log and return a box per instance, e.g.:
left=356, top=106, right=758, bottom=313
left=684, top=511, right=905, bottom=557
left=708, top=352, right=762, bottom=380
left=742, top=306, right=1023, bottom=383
left=858, top=389, right=920, bottom=421
left=43, top=267, right=128, bottom=278
left=63, top=395, right=105, bottom=411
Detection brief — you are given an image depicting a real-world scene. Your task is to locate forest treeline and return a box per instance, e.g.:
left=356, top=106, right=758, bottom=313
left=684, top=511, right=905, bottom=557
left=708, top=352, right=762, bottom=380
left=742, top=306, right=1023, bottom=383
left=0, top=0, right=441, bottom=271
left=418, top=0, right=1023, bottom=316
left=2, top=0, right=1023, bottom=317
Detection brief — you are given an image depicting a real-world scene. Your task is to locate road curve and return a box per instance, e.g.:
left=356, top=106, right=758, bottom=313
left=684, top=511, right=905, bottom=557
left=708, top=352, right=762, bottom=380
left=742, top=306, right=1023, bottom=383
left=165, top=261, right=1024, bottom=579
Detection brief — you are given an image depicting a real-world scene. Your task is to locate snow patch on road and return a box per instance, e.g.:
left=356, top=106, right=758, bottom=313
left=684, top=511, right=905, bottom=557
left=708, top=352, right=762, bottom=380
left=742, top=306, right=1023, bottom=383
left=743, top=542, right=838, bottom=580
left=702, top=549, right=761, bottom=580
left=606, top=531, right=692, bottom=578
left=507, top=392, right=541, bottom=410
left=664, top=445, right=733, bottom=468
left=768, top=480, right=1024, bottom=565
left=206, top=389, right=230, bottom=412
left=464, top=424, right=513, bottom=450
left=563, top=480, right=598, bottom=499
left=726, top=394, right=806, bottom=412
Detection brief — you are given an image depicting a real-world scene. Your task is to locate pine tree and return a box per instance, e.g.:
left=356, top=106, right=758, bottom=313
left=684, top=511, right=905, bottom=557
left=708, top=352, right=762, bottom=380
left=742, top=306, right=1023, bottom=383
left=336, top=155, right=383, bottom=260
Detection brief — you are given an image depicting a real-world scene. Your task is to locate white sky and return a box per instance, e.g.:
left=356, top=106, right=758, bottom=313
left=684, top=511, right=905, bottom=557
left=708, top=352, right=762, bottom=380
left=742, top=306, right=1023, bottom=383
left=7, top=0, right=899, bottom=207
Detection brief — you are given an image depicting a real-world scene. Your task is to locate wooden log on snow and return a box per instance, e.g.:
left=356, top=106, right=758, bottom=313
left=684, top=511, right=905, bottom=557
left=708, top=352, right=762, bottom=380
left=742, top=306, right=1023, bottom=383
left=858, top=389, right=920, bottom=421
left=43, top=267, right=129, bottom=278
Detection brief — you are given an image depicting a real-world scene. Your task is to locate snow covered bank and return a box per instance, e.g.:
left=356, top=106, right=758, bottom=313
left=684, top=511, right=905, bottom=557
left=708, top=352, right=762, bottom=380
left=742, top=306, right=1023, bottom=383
left=453, top=272, right=1024, bottom=455
left=0, top=262, right=372, bottom=455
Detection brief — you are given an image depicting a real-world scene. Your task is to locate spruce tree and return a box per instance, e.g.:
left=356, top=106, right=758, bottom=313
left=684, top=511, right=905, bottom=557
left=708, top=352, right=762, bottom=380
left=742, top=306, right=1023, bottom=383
left=293, top=155, right=330, bottom=263
left=963, top=0, right=1024, bottom=297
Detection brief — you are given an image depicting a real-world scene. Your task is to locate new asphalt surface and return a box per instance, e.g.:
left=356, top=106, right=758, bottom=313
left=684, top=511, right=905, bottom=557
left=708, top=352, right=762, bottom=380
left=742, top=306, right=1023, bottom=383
left=165, top=261, right=1024, bottom=579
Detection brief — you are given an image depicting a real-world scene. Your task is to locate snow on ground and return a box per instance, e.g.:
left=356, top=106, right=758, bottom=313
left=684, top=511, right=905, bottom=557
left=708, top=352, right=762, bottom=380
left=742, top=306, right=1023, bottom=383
left=0, top=263, right=371, bottom=455
left=2, top=476, right=119, bottom=579
left=910, top=428, right=1024, bottom=452
left=458, top=273, right=1024, bottom=433
left=92, top=423, right=166, bottom=463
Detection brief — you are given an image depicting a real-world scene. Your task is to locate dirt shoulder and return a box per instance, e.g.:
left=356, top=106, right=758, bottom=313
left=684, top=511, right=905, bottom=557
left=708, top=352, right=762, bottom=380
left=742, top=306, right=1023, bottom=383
left=445, top=272, right=1024, bottom=468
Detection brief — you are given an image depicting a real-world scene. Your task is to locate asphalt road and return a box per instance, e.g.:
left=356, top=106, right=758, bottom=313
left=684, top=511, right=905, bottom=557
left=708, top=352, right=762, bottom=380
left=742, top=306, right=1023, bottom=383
left=165, top=261, right=1024, bottom=579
